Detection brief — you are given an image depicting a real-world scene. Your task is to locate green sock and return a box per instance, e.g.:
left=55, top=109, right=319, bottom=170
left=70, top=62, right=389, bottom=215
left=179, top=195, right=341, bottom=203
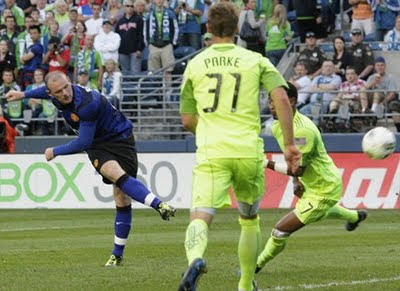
left=257, top=231, right=288, bottom=269
left=238, top=216, right=261, bottom=291
left=324, top=204, right=358, bottom=223
left=184, top=219, right=209, bottom=265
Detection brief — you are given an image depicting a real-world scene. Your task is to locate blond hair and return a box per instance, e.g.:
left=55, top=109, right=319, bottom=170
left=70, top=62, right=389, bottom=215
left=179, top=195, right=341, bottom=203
left=270, top=4, right=288, bottom=30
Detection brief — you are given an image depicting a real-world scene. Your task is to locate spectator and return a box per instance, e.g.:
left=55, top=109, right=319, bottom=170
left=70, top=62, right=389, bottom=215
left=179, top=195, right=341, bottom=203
left=293, top=0, right=321, bottom=42
left=76, top=68, right=97, bottom=90
left=36, top=0, right=48, bottom=22
left=237, top=0, right=265, bottom=53
left=364, top=56, right=398, bottom=117
left=59, top=6, right=80, bottom=37
left=15, top=15, right=34, bottom=71
left=53, top=0, right=70, bottom=26
left=0, top=68, right=22, bottom=119
left=41, top=19, right=63, bottom=55
left=144, top=0, right=178, bottom=82
left=115, top=0, right=144, bottom=75
left=42, top=11, right=55, bottom=36
left=264, top=4, right=293, bottom=66
left=349, top=0, right=374, bottom=36
left=347, top=28, right=374, bottom=80
left=43, top=36, right=70, bottom=74
left=0, top=39, right=17, bottom=84
left=101, top=59, right=122, bottom=107
left=384, top=15, right=400, bottom=51
left=0, top=16, right=19, bottom=55
left=3, top=0, right=24, bottom=28
left=296, top=31, right=326, bottom=78
left=78, top=0, right=97, bottom=21
left=102, top=0, right=124, bottom=28
left=134, top=0, right=146, bottom=19
left=85, top=3, right=103, bottom=35
left=62, top=20, right=86, bottom=74
left=26, top=68, right=56, bottom=135
left=329, top=66, right=369, bottom=115
left=374, top=0, right=400, bottom=41
left=94, top=19, right=121, bottom=63
left=17, top=0, right=33, bottom=16
left=203, top=32, right=212, bottom=47
left=289, top=61, right=311, bottom=109
left=200, top=0, right=214, bottom=35
left=174, top=0, right=204, bottom=50
left=0, top=9, right=13, bottom=31
left=31, top=8, right=42, bottom=26
left=20, top=25, right=43, bottom=90
left=74, top=34, right=103, bottom=90
left=256, top=0, right=278, bottom=19
left=0, top=106, right=18, bottom=153
left=300, top=60, right=341, bottom=124
left=332, top=35, right=352, bottom=81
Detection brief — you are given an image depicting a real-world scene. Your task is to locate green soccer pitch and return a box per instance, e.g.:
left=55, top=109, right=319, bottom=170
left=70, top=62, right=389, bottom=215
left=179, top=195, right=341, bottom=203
left=1, top=209, right=399, bottom=290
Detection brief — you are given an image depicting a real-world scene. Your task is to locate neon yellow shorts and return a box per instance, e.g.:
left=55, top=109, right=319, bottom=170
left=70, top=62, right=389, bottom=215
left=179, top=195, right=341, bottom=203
left=294, top=194, right=339, bottom=225
left=191, top=158, right=265, bottom=209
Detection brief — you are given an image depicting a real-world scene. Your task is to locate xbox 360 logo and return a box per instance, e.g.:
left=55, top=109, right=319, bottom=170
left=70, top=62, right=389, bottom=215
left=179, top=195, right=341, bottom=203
left=0, top=162, right=85, bottom=202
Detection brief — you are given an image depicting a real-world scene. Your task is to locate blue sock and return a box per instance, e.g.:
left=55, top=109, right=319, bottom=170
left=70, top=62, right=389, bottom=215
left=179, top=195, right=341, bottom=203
left=112, top=205, right=132, bottom=257
left=116, top=175, right=162, bottom=209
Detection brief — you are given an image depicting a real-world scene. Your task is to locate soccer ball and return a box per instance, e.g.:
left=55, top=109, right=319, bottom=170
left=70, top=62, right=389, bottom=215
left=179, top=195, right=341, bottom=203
left=362, top=127, right=397, bottom=160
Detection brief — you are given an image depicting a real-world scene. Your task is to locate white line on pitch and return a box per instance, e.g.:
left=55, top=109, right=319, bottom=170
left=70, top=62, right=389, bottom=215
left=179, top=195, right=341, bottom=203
left=0, top=225, right=106, bottom=232
left=265, top=276, right=400, bottom=290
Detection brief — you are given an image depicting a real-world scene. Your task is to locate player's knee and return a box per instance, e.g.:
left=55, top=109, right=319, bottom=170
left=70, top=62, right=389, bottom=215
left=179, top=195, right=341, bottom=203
left=237, top=200, right=260, bottom=218
left=272, top=228, right=291, bottom=238
left=100, top=160, right=125, bottom=183
left=115, top=173, right=129, bottom=188
left=190, top=207, right=215, bottom=226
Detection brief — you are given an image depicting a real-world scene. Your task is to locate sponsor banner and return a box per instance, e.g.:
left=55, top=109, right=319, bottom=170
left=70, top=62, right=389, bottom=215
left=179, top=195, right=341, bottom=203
left=0, top=153, right=398, bottom=209
left=0, top=154, right=195, bottom=209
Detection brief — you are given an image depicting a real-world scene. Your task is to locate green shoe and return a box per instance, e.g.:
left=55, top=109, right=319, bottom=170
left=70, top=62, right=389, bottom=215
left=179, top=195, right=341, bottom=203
left=157, top=203, right=176, bottom=220
left=105, top=254, right=123, bottom=267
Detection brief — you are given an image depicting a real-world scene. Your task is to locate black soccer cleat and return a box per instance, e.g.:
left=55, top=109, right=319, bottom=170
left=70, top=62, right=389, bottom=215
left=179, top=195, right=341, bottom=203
left=104, top=254, right=123, bottom=267
left=255, top=265, right=262, bottom=274
left=178, top=258, right=207, bottom=291
left=346, top=210, right=368, bottom=231
left=157, top=202, right=176, bottom=220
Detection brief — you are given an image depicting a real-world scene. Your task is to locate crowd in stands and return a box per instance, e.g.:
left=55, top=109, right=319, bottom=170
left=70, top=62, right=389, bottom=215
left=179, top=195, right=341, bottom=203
left=0, top=0, right=400, bottom=149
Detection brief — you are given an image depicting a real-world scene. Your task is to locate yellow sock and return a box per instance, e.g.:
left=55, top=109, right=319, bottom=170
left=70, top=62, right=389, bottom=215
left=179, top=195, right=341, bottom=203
left=184, top=219, right=208, bottom=265
left=257, top=231, right=288, bottom=269
left=238, top=216, right=260, bottom=291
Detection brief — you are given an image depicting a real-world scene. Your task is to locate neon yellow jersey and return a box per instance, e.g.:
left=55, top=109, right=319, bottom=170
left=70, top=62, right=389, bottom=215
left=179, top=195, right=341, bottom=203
left=180, top=43, right=287, bottom=160
left=271, top=111, right=342, bottom=199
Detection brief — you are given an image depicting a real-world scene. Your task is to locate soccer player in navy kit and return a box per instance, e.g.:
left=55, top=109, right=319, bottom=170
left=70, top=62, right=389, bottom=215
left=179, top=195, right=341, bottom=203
left=5, top=71, right=176, bottom=267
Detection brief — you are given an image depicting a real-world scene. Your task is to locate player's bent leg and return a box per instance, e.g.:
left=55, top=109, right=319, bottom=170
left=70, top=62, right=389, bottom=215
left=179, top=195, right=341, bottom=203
left=323, top=204, right=367, bottom=231
left=105, top=187, right=132, bottom=267
left=100, top=160, right=176, bottom=220
left=256, top=211, right=304, bottom=273
left=178, top=208, right=214, bottom=291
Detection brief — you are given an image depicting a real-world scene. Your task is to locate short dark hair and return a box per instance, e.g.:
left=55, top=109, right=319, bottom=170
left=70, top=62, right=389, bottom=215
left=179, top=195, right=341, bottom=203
left=345, top=66, right=357, bottom=73
left=29, top=25, right=41, bottom=33
left=208, top=2, right=238, bottom=38
left=2, top=68, right=14, bottom=78
left=284, top=82, right=298, bottom=101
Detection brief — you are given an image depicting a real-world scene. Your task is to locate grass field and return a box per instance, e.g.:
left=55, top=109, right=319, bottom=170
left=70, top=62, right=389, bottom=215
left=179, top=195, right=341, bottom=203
left=1, top=209, right=399, bottom=291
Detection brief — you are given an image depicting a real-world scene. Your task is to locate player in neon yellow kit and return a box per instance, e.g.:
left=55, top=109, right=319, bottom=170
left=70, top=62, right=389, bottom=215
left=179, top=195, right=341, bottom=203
left=177, top=3, right=301, bottom=291
left=256, top=82, right=368, bottom=274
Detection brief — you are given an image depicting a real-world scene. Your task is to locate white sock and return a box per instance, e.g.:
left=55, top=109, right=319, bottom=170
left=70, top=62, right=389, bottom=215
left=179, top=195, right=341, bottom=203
left=371, top=103, right=377, bottom=112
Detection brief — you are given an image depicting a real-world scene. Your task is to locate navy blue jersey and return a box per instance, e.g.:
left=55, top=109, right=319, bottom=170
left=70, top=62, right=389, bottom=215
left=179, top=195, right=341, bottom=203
left=25, top=85, right=133, bottom=156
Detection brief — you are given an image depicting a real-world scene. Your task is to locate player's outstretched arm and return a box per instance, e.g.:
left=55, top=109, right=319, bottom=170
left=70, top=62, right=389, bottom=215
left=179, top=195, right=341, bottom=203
left=4, top=90, right=25, bottom=102
left=5, top=86, right=50, bottom=102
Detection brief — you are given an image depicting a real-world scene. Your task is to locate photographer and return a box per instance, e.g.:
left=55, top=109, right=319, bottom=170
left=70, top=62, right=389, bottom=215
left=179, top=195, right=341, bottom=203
left=42, top=36, right=70, bottom=74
